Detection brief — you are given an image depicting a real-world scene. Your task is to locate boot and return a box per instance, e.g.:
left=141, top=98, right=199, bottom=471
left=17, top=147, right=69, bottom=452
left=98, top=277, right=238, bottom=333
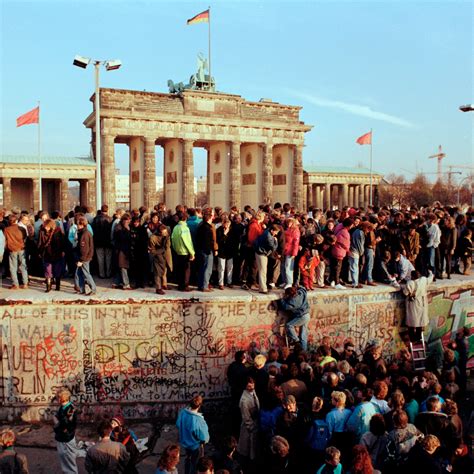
left=45, top=278, right=52, bottom=293
left=55, top=278, right=61, bottom=291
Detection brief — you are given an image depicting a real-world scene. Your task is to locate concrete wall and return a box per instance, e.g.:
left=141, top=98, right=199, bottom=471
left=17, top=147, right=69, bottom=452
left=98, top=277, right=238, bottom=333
left=0, top=284, right=472, bottom=422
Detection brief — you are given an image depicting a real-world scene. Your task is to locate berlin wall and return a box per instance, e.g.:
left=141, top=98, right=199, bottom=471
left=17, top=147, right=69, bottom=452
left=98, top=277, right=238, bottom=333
left=0, top=283, right=472, bottom=422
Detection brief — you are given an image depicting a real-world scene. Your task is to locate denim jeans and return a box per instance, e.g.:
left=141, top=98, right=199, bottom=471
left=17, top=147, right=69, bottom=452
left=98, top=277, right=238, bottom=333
left=362, top=248, right=374, bottom=283
left=96, top=247, right=112, bottom=278
left=425, top=246, right=436, bottom=275
left=286, top=313, right=310, bottom=350
left=74, top=261, right=96, bottom=293
left=283, top=256, right=295, bottom=286
left=198, top=252, right=213, bottom=290
left=217, top=257, right=233, bottom=285
left=9, top=250, right=28, bottom=286
left=348, top=254, right=360, bottom=286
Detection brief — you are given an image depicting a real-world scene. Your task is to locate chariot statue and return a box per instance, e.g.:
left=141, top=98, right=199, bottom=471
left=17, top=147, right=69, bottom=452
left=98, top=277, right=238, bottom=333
left=167, top=52, right=215, bottom=94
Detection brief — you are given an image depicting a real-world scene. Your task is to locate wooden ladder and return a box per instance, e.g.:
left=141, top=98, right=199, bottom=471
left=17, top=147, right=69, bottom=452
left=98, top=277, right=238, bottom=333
left=410, top=333, right=428, bottom=371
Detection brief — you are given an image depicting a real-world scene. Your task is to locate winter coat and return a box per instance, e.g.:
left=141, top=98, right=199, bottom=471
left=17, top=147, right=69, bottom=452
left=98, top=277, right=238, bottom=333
left=76, top=228, right=94, bottom=263
left=246, top=219, right=264, bottom=246
left=238, top=390, right=260, bottom=460
left=92, top=213, right=112, bottom=248
left=440, top=226, right=457, bottom=254
left=4, top=224, right=26, bottom=252
left=171, top=221, right=195, bottom=257
left=216, top=224, right=239, bottom=259
left=114, top=225, right=131, bottom=269
left=401, top=231, right=420, bottom=262
left=277, top=287, right=310, bottom=319
left=350, top=228, right=365, bottom=256
left=149, top=233, right=172, bottom=277
left=196, top=221, right=217, bottom=255
left=331, top=226, right=351, bottom=260
left=38, top=226, right=65, bottom=262
left=176, top=407, right=209, bottom=451
left=254, top=229, right=277, bottom=256
left=401, top=273, right=434, bottom=327
left=283, top=227, right=300, bottom=257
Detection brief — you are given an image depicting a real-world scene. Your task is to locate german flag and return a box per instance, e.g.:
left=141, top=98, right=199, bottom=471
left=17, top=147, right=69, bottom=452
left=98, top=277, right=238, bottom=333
left=187, top=9, right=209, bottom=25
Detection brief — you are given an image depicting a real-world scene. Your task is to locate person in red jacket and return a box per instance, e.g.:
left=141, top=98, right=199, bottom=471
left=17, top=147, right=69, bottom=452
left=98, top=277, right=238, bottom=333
left=241, top=211, right=265, bottom=291
left=299, top=248, right=320, bottom=290
left=282, top=218, right=301, bottom=288
left=330, top=218, right=354, bottom=289
left=74, top=216, right=96, bottom=295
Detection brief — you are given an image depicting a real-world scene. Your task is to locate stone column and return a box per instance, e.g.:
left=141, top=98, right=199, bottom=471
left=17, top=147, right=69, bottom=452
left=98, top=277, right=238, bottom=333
left=262, top=143, right=273, bottom=204
left=88, top=179, right=97, bottom=210
left=338, top=185, right=344, bottom=210
left=80, top=180, right=89, bottom=207
left=32, top=178, right=41, bottom=212
left=102, top=134, right=116, bottom=208
left=341, top=183, right=348, bottom=208
left=354, top=185, right=360, bottom=208
left=206, top=147, right=211, bottom=204
left=364, top=185, right=370, bottom=208
left=292, top=145, right=304, bottom=210
left=182, top=139, right=194, bottom=206
left=229, top=141, right=241, bottom=209
left=358, top=185, right=364, bottom=209
left=347, top=186, right=353, bottom=208
left=60, top=179, right=69, bottom=217
left=324, top=183, right=331, bottom=210
left=144, top=137, right=157, bottom=209
left=314, top=185, right=321, bottom=209
left=2, top=177, right=12, bottom=211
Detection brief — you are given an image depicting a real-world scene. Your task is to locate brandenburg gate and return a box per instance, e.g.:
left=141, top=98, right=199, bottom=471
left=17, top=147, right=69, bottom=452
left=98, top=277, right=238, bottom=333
left=84, top=88, right=312, bottom=210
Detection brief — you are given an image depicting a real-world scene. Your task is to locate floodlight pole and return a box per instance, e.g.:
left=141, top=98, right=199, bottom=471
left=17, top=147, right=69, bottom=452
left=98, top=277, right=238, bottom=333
left=94, top=61, right=102, bottom=209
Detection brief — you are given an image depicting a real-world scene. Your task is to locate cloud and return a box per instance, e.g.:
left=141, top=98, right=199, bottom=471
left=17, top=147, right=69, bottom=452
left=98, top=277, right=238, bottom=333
left=287, top=90, right=415, bottom=128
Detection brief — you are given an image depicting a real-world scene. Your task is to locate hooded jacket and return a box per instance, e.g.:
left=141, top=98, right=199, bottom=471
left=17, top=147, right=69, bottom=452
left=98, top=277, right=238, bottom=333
left=176, top=407, right=210, bottom=451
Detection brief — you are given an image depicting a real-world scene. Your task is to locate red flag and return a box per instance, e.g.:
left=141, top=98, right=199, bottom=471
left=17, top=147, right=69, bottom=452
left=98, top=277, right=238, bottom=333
left=356, top=131, right=372, bottom=145
left=16, top=106, right=39, bottom=127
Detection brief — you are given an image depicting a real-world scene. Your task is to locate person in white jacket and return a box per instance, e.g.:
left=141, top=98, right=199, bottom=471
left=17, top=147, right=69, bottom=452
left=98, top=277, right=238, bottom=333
left=401, top=270, right=434, bottom=341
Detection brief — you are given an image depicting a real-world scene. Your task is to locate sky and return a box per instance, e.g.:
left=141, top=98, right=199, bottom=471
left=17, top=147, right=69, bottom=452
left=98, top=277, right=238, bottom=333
left=1, top=0, right=473, bottom=184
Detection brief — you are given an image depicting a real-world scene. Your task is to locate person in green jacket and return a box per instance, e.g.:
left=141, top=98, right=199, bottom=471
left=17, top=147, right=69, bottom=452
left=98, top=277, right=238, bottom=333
left=171, top=211, right=195, bottom=291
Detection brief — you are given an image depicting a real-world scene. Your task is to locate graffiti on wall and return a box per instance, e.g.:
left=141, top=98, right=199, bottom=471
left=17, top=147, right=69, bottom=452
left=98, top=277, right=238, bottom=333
left=0, top=284, right=472, bottom=419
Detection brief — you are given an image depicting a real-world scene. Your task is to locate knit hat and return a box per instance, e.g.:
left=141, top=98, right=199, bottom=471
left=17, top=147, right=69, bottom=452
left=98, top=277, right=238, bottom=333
left=111, top=415, right=124, bottom=427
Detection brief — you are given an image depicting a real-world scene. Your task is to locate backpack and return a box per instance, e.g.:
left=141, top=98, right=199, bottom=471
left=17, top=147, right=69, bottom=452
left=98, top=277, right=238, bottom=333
left=306, top=419, right=330, bottom=451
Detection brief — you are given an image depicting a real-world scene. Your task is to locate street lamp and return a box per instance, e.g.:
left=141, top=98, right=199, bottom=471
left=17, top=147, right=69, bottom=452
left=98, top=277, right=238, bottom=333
left=73, top=55, right=122, bottom=209
left=459, top=104, right=474, bottom=112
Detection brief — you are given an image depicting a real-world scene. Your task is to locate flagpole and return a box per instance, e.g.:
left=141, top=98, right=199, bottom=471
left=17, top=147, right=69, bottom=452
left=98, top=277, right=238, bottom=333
left=369, top=128, right=373, bottom=207
left=208, top=6, right=212, bottom=91
left=38, top=100, right=42, bottom=210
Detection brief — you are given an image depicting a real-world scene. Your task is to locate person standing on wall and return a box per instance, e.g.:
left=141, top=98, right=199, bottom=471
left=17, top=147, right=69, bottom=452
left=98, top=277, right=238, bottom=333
left=92, top=204, right=113, bottom=279
left=253, top=224, right=280, bottom=294
left=195, top=208, right=218, bottom=292
left=53, top=388, right=80, bottom=474
left=401, top=269, right=434, bottom=342
left=74, top=216, right=96, bottom=296
left=176, top=395, right=210, bottom=474
left=277, top=285, right=311, bottom=350
left=4, top=214, right=28, bottom=289
left=171, top=211, right=195, bottom=292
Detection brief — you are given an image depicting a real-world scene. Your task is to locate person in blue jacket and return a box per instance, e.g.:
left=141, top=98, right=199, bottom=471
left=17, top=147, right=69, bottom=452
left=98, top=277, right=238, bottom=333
left=176, top=395, right=210, bottom=474
left=277, top=285, right=311, bottom=350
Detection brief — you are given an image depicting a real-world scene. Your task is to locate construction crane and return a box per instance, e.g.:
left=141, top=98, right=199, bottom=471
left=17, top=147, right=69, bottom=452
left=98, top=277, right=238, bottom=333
left=428, top=145, right=446, bottom=182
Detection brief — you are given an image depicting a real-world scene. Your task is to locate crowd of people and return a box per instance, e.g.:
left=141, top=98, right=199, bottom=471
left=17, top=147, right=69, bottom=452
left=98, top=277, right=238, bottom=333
left=0, top=201, right=472, bottom=296
left=169, top=328, right=471, bottom=474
